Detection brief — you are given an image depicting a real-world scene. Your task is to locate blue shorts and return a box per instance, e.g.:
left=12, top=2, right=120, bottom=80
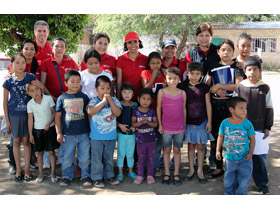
left=162, top=133, right=184, bottom=148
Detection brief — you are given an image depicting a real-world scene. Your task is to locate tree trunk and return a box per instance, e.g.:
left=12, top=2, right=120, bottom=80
left=10, top=29, right=23, bottom=43
left=176, top=15, right=192, bottom=59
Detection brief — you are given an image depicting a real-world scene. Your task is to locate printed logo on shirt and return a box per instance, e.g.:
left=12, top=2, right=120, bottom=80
left=103, top=65, right=110, bottom=68
left=138, top=65, right=146, bottom=69
left=64, top=98, right=85, bottom=121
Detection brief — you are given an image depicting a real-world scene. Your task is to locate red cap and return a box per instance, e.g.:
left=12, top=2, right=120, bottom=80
left=124, top=31, right=140, bottom=42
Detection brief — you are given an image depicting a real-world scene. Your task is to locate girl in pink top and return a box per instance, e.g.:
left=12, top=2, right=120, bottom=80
left=157, top=67, right=186, bottom=186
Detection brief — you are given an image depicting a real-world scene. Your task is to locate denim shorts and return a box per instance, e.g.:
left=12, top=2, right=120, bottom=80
left=162, top=133, right=184, bottom=148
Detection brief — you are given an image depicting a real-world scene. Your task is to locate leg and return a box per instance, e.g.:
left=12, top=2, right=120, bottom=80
left=61, top=135, right=76, bottom=181
left=37, top=151, right=44, bottom=177
left=13, top=137, right=22, bottom=176
left=136, top=143, right=146, bottom=177
left=147, top=141, right=156, bottom=176
left=187, top=143, right=196, bottom=177
left=172, top=133, right=184, bottom=177
left=90, top=139, right=104, bottom=181
left=197, top=143, right=205, bottom=179
left=103, top=140, right=117, bottom=180
left=77, top=134, right=91, bottom=180
left=116, top=133, right=126, bottom=170
left=22, top=137, right=31, bottom=176
left=126, top=134, right=136, bottom=173
left=163, top=147, right=171, bottom=178
left=236, top=158, right=253, bottom=195
left=48, top=151, right=56, bottom=177
left=252, top=154, right=269, bottom=187
left=224, top=159, right=238, bottom=195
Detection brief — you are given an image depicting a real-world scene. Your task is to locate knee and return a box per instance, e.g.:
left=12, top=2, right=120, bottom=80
left=197, top=144, right=204, bottom=152
left=173, top=148, right=181, bottom=155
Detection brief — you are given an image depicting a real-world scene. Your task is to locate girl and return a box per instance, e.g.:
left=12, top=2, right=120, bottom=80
left=182, top=62, right=214, bottom=184
left=132, top=88, right=158, bottom=185
left=116, top=31, right=148, bottom=100
left=80, top=32, right=116, bottom=77
left=157, top=67, right=186, bottom=186
left=205, top=39, right=245, bottom=179
left=3, top=53, right=40, bottom=182
left=87, top=75, right=122, bottom=188
left=116, top=83, right=138, bottom=181
left=80, top=49, right=114, bottom=99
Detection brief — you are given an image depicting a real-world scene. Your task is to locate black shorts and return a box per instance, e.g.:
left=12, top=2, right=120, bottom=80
left=33, top=126, right=59, bottom=152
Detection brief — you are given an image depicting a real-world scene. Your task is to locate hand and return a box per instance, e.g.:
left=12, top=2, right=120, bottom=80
left=6, top=121, right=11, bottom=133
left=158, top=125, right=163, bottom=134
left=216, top=151, right=221, bottom=160
left=263, top=129, right=270, bottom=139
left=104, top=94, right=112, bottom=102
left=104, top=69, right=113, bottom=75
left=4, top=73, right=12, bottom=79
left=206, top=122, right=212, bottom=133
left=57, top=133, right=64, bottom=144
left=65, top=54, right=72, bottom=61
left=210, top=84, right=221, bottom=94
left=130, top=127, right=136, bottom=132
left=29, top=135, right=35, bottom=144
left=141, top=116, right=148, bottom=124
left=44, top=124, right=50, bottom=131
left=162, top=82, right=168, bottom=88
left=215, top=89, right=227, bottom=97
left=245, top=153, right=253, bottom=160
left=119, top=124, right=129, bottom=133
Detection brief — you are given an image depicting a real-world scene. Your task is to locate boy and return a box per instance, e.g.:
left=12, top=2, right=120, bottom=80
left=216, top=97, right=255, bottom=195
left=27, top=82, right=59, bottom=183
left=55, top=69, right=92, bottom=187
left=234, top=57, right=274, bottom=194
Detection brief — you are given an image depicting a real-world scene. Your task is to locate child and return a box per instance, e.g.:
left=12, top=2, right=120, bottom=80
left=3, top=53, right=41, bottom=182
left=116, top=82, right=138, bottom=181
left=80, top=49, right=114, bottom=99
left=132, top=88, right=158, bottom=184
left=157, top=67, right=186, bottom=186
left=216, top=97, right=256, bottom=195
left=87, top=75, right=122, bottom=188
left=234, top=57, right=274, bottom=194
left=55, top=70, right=91, bottom=187
left=181, top=62, right=214, bottom=184
left=205, top=39, right=245, bottom=179
left=27, top=83, right=59, bottom=183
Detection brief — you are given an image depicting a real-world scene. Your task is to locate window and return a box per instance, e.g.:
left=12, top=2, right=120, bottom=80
left=252, top=38, right=277, bottom=53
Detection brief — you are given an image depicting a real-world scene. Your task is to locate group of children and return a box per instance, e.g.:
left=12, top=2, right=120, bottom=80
left=2, top=27, right=274, bottom=195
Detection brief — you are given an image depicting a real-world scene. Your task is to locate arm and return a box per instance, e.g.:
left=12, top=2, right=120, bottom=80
left=54, top=112, right=63, bottom=144
left=131, top=116, right=144, bottom=128
left=210, top=75, right=244, bottom=94
left=156, top=90, right=163, bottom=134
left=87, top=98, right=107, bottom=116
left=142, top=69, right=159, bottom=89
left=116, top=67, right=122, bottom=100
left=106, top=95, right=122, bottom=117
left=216, top=134, right=224, bottom=160
left=245, top=135, right=256, bottom=160
left=205, top=75, right=212, bottom=87
left=205, top=92, right=212, bottom=132
left=3, top=88, right=11, bottom=133
left=146, top=116, right=158, bottom=128
left=28, top=113, right=35, bottom=144
left=44, top=106, right=55, bottom=131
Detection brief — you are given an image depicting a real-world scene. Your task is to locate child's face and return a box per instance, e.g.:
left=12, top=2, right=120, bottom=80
left=52, top=40, right=66, bottom=57
left=245, top=65, right=261, bottom=84
left=93, top=37, right=109, bottom=55
left=149, top=58, right=161, bottom=71
left=237, top=38, right=252, bottom=58
left=187, top=70, right=202, bottom=84
left=12, top=55, right=26, bottom=73
left=163, top=45, right=176, bottom=59
left=86, top=57, right=100, bottom=73
left=95, top=82, right=111, bottom=100
left=218, top=43, right=234, bottom=63
left=230, top=102, right=247, bottom=119
left=27, top=84, right=42, bottom=100
left=138, top=94, right=152, bottom=108
left=65, top=75, right=81, bottom=93
left=196, top=30, right=212, bottom=48
left=126, top=40, right=139, bottom=53
left=121, top=89, right=134, bottom=101
left=165, top=72, right=180, bottom=87
left=22, top=43, right=36, bottom=61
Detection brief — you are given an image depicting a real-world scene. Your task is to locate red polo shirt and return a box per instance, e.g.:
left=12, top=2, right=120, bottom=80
left=161, top=56, right=186, bottom=80
left=116, top=52, right=148, bottom=100
left=34, top=39, right=52, bottom=66
left=40, top=55, right=79, bottom=98
left=80, top=53, right=116, bottom=76
left=7, top=63, right=40, bottom=80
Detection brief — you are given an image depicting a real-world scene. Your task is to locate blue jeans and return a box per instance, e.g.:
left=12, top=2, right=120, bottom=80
left=117, top=133, right=135, bottom=168
left=224, top=157, right=252, bottom=195
left=252, top=154, right=268, bottom=187
left=154, top=131, right=163, bottom=169
left=90, top=139, right=116, bottom=181
left=61, top=133, right=90, bottom=181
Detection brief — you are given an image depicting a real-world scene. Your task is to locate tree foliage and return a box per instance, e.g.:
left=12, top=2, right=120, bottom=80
left=0, top=14, right=90, bottom=57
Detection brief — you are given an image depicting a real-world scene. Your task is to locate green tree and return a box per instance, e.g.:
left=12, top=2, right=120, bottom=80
left=0, top=14, right=90, bottom=56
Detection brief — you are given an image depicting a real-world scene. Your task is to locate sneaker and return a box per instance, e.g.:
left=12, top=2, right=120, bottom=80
left=36, top=176, right=44, bottom=183
left=209, top=162, right=216, bottom=170
left=51, top=176, right=58, bottom=183
left=116, top=174, right=124, bottom=182
left=260, top=186, right=271, bottom=195
left=43, top=163, right=50, bottom=169
left=147, top=176, right=155, bottom=184
left=134, top=176, right=144, bottom=184
left=154, top=168, right=162, bottom=177
left=128, top=172, right=137, bottom=179
left=82, top=177, right=92, bottom=187
left=93, top=180, right=105, bottom=188
left=75, top=166, right=81, bottom=178
left=9, top=165, right=16, bottom=175
left=59, top=178, right=70, bottom=187
left=105, top=177, right=120, bottom=185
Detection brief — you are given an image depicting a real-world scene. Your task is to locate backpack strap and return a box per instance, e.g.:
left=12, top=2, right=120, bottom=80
left=52, top=61, right=64, bottom=93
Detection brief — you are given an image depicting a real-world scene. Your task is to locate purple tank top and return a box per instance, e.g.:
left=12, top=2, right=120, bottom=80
left=161, top=89, right=185, bottom=134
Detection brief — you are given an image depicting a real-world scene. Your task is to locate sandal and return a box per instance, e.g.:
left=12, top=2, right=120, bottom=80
left=173, top=175, right=182, bottom=186
left=161, top=175, right=170, bottom=185
left=14, top=174, right=23, bottom=182
left=183, top=172, right=195, bottom=181
left=207, top=170, right=224, bottom=179
left=24, top=174, right=33, bottom=182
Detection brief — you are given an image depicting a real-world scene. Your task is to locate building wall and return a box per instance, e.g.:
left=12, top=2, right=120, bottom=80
left=213, top=28, right=280, bottom=67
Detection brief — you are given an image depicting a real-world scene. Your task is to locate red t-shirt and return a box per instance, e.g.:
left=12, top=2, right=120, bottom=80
left=40, top=55, right=79, bottom=98
left=161, top=56, right=186, bottom=80
left=7, top=63, right=40, bottom=80
left=80, top=53, right=116, bottom=76
left=34, top=39, right=53, bottom=66
left=116, top=52, right=148, bottom=99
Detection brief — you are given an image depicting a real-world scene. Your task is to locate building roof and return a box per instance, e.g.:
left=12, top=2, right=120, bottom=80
left=213, top=21, right=280, bottom=29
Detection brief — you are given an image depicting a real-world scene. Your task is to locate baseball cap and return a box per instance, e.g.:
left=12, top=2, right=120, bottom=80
left=162, top=38, right=177, bottom=48
left=124, top=31, right=140, bottom=42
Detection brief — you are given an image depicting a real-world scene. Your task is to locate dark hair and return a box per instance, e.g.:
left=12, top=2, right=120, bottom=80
left=217, top=39, right=235, bottom=51
left=237, top=33, right=252, bottom=44
left=84, top=49, right=101, bottom=64
left=52, top=37, right=67, bottom=48
left=164, top=67, right=180, bottom=77
left=228, top=97, right=247, bottom=109
left=64, top=69, right=80, bottom=82
left=121, top=82, right=135, bottom=93
left=187, top=62, right=203, bottom=74
left=11, top=53, right=26, bottom=63
left=196, top=23, right=213, bottom=36
left=21, top=39, right=38, bottom=75
left=147, top=51, right=161, bottom=64
left=138, top=88, right=154, bottom=99
left=243, top=56, right=262, bottom=70
left=34, top=20, right=49, bottom=31
left=95, top=75, right=111, bottom=88
left=123, top=40, right=144, bottom=51
left=94, top=32, right=110, bottom=44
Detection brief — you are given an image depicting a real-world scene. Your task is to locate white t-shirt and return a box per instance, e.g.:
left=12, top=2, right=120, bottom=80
left=27, top=94, right=55, bottom=129
left=80, top=70, right=113, bottom=99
